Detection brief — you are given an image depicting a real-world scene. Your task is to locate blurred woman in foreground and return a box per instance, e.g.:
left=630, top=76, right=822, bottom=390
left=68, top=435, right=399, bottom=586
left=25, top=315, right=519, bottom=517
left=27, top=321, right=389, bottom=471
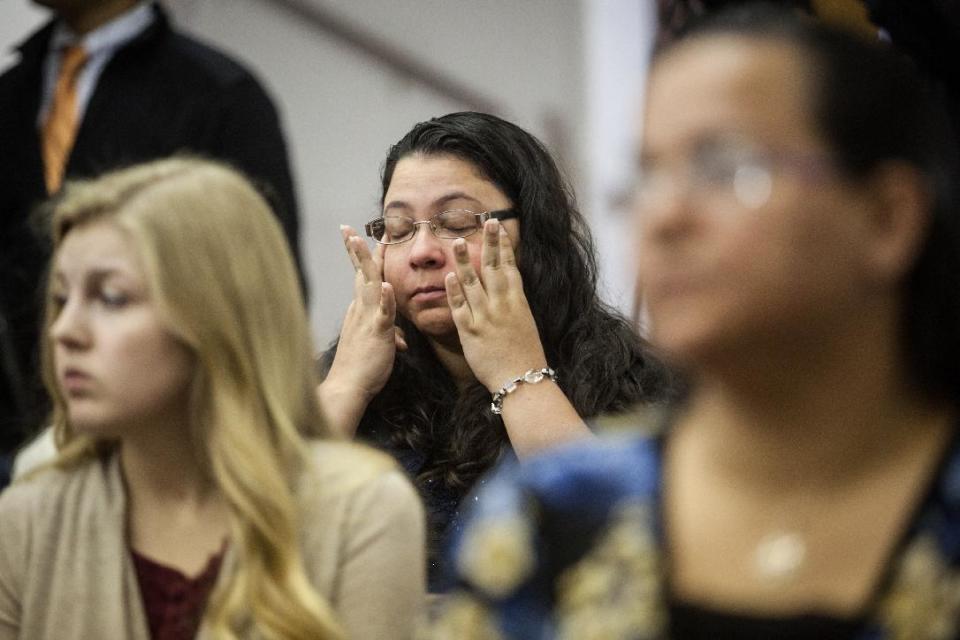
left=435, top=5, right=960, bottom=638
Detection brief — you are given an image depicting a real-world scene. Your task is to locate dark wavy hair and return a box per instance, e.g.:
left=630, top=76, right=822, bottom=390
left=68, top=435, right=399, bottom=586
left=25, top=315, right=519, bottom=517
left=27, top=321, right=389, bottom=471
left=656, top=0, right=812, bottom=44
left=667, top=4, right=960, bottom=403
left=340, top=112, right=673, bottom=498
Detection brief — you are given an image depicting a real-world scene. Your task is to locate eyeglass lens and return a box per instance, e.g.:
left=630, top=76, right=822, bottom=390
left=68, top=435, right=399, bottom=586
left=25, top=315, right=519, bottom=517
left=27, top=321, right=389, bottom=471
left=637, top=145, right=775, bottom=211
left=636, top=141, right=831, bottom=212
left=368, top=209, right=485, bottom=244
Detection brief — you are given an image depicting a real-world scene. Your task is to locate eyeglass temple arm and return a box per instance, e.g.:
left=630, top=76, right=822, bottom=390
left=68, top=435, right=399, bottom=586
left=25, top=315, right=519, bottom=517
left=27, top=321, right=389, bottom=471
left=490, top=209, right=518, bottom=221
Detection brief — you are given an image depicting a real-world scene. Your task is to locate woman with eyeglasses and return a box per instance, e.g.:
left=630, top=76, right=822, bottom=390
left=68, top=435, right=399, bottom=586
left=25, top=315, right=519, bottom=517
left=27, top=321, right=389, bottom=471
left=317, top=112, right=675, bottom=591
left=432, top=5, right=960, bottom=638
left=0, top=158, right=425, bottom=639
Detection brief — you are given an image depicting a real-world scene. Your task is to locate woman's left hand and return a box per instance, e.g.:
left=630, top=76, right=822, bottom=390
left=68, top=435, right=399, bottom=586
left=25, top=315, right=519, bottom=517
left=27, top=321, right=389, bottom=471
left=445, top=219, right=548, bottom=392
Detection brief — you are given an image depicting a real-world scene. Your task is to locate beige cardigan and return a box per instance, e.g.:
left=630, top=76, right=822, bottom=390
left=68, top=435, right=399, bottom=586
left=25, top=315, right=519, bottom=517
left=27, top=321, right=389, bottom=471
left=0, top=441, right=425, bottom=639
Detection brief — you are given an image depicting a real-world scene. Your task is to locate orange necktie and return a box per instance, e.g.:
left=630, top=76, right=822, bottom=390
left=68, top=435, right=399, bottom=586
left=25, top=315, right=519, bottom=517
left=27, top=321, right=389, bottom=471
left=42, top=45, right=89, bottom=194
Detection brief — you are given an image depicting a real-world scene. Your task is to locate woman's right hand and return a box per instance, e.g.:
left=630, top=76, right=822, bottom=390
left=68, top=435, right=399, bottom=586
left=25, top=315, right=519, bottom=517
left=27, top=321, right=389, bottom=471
left=317, top=226, right=405, bottom=437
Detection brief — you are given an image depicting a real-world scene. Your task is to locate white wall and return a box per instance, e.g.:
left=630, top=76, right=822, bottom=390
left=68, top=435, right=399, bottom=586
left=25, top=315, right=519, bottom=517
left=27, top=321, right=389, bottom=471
left=0, top=1, right=46, bottom=74
left=174, top=0, right=585, bottom=348
left=3, top=0, right=653, bottom=348
left=583, top=0, right=657, bottom=319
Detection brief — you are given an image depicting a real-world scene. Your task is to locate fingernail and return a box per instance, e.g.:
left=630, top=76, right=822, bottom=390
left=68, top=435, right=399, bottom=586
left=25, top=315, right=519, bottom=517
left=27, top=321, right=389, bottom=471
left=339, top=224, right=347, bottom=231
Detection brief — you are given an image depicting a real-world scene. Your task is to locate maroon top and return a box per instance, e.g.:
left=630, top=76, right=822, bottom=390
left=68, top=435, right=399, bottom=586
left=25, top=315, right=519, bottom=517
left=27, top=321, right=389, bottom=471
left=131, top=547, right=225, bottom=640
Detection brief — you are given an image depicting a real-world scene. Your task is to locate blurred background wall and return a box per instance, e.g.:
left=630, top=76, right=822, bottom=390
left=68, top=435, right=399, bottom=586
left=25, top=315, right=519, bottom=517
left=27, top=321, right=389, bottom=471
left=1, top=0, right=656, bottom=348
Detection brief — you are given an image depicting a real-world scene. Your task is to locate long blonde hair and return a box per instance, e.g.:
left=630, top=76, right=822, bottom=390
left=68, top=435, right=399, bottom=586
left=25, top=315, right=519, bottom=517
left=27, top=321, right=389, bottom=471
left=41, top=157, right=344, bottom=639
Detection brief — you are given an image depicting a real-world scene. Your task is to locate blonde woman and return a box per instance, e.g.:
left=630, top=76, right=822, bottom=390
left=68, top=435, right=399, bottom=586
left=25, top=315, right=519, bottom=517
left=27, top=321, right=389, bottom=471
left=0, top=158, right=425, bottom=640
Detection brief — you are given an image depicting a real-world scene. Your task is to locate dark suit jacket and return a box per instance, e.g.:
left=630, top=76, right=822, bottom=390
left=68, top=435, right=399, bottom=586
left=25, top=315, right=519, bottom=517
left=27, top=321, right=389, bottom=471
left=0, top=3, right=303, bottom=455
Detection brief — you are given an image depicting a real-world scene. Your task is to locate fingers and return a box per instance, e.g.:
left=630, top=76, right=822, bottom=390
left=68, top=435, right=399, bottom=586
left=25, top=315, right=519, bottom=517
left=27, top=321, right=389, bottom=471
left=353, top=242, right=379, bottom=307
left=353, top=237, right=382, bottom=285
left=343, top=275, right=397, bottom=350
left=353, top=280, right=394, bottom=333
left=379, top=282, right=396, bottom=322
left=453, top=238, right=489, bottom=315
left=452, top=238, right=479, bottom=285
left=499, top=223, right=518, bottom=268
left=340, top=225, right=362, bottom=271
left=394, top=325, right=408, bottom=352
left=340, top=225, right=382, bottom=286
left=445, top=271, right=474, bottom=331
left=453, top=238, right=482, bottom=290
left=377, top=286, right=404, bottom=352
left=483, top=219, right=516, bottom=295
left=481, top=219, right=501, bottom=270
left=372, top=241, right=387, bottom=282
left=342, top=227, right=368, bottom=302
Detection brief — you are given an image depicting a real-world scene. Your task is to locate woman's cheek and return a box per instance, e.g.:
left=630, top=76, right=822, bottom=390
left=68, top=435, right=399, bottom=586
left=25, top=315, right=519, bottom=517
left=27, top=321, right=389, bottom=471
left=382, top=250, right=403, bottom=288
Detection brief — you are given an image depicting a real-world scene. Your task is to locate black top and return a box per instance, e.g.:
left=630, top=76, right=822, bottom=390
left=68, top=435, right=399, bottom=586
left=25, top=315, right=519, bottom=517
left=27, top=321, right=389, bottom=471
left=356, top=418, right=468, bottom=591
left=669, top=600, right=862, bottom=640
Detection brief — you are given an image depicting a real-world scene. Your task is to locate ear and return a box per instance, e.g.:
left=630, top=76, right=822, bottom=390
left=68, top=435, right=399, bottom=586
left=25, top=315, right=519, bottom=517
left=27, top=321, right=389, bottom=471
left=860, top=161, right=931, bottom=286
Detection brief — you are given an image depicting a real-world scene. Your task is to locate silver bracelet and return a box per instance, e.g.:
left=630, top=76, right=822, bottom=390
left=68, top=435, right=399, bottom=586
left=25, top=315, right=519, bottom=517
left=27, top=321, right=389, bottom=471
left=490, top=367, right=558, bottom=415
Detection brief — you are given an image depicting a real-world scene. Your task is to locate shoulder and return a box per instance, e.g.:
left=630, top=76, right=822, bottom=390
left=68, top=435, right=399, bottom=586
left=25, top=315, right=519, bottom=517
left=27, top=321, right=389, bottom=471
left=454, top=428, right=661, bottom=550
left=0, top=456, right=113, bottom=555
left=0, top=20, right=52, bottom=89
left=164, top=34, right=251, bottom=84
left=0, top=469, right=60, bottom=530
left=304, top=439, right=400, bottom=483
left=509, top=429, right=663, bottom=512
left=298, top=440, right=421, bottom=516
left=0, top=471, right=54, bottom=565
left=453, top=432, right=662, bottom=561
left=1, top=459, right=87, bottom=515
left=295, top=440, right=424, bottom=583
left=12, top=428, right=57, bottom=480
left=926, top=430, right=960, bottom=542
left=148, top=27, right=269, bottom=97
left=0, top=455, right=115, bottom=521
left=441, top=432, right=663, bottom=620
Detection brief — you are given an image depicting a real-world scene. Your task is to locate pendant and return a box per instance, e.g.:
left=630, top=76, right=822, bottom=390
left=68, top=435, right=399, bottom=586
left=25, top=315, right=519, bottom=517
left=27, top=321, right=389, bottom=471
left=753, top=531, right=806, bottom=582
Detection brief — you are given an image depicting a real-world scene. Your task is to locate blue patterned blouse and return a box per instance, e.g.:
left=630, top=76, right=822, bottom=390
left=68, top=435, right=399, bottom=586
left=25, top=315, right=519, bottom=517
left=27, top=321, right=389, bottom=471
left=433, top=417, right=960, bottom=639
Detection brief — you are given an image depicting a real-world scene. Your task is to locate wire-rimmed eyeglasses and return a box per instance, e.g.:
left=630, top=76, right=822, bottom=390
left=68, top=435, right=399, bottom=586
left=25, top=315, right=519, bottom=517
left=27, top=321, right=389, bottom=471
left=636, top=142, right=835, bottom=211
left=364, top=209, right=518, bottom=245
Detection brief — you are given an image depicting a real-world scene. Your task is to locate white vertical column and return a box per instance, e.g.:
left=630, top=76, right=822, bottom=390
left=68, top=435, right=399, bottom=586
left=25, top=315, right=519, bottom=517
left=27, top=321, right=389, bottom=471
left=582, top=0, right=656, bottom=322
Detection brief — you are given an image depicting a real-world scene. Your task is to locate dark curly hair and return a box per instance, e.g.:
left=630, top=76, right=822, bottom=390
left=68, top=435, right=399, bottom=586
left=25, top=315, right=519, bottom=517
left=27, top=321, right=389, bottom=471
left=322, top=112, right=674, bottom=553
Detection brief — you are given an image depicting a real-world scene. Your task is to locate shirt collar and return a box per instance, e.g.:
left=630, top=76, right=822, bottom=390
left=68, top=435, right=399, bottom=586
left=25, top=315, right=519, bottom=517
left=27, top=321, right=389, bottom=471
left=50, top=1, right=155, bottom=55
